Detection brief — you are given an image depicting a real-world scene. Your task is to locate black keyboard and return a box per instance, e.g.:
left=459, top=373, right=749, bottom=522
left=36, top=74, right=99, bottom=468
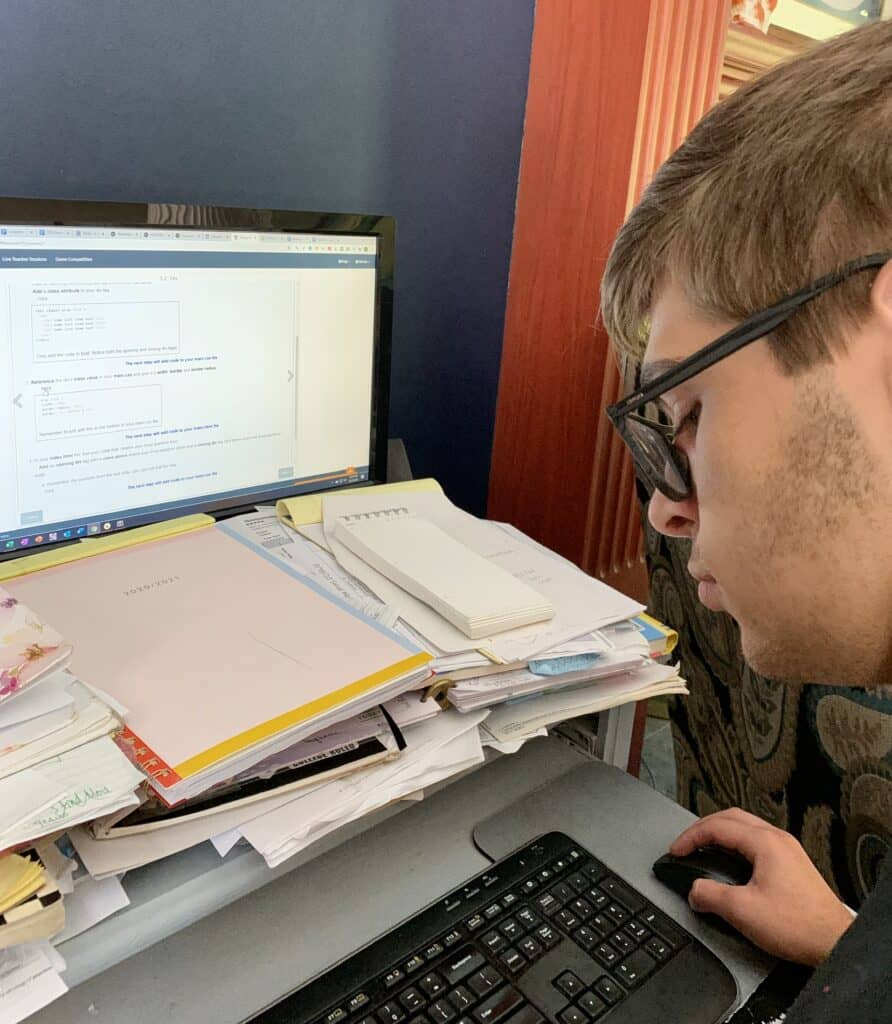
left=248, top=832, right=738, bottom=1024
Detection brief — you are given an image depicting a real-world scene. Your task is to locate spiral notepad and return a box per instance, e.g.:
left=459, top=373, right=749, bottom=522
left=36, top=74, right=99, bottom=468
left=333, top=509, right=554, bottom=639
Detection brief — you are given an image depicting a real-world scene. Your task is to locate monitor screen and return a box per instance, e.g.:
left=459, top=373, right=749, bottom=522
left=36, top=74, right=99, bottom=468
left=0, top=199, right=393, bottom=553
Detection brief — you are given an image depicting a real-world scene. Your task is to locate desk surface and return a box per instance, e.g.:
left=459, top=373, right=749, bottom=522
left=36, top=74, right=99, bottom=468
left=34, top=738, right=772, bottom=1024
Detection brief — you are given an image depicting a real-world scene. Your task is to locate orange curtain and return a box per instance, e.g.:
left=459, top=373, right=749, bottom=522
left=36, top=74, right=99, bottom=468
left=489, top=1, right=730, bottom=588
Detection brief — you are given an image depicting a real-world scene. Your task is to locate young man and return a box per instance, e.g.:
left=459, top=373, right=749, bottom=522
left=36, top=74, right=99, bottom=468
left=600, top=19, right=891, bottom=1022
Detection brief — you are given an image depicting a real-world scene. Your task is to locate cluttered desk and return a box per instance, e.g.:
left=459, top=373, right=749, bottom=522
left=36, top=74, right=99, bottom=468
left=0, top=198, right=789, bottom=1024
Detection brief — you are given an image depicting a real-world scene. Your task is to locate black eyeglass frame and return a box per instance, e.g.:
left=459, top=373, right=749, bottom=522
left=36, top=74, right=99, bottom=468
left=605, top=251, right=892, bottom=501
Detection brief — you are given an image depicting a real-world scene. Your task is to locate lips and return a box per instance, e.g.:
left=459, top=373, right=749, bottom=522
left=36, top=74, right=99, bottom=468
left=688, top=565, right=723, bottom=612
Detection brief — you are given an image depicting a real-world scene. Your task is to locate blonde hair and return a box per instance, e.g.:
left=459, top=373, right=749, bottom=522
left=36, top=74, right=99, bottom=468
left=601, top=20, right=892, bottom=373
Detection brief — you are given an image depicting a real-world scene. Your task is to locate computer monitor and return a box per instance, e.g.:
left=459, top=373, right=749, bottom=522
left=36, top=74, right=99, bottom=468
left=0, top=198, right=393, bottom=554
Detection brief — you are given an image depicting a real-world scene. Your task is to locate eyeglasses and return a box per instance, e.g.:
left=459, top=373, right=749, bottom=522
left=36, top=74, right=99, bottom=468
left=605, top=252, right=892, bottom=501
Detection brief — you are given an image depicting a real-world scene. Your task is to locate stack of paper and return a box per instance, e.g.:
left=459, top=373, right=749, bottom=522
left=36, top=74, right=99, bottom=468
left=478, top=664, right=688, bottom=745
left=0, top=594, right=136, bottom=859
left=229, top=708, right=488, bottom=868
left=4, top=526, right=433, bottom=806
left=0, top=849, right=64, bottom=950
left=68, top=692, right=443, bottom=877
left=287, top=486, right=685, bottom=728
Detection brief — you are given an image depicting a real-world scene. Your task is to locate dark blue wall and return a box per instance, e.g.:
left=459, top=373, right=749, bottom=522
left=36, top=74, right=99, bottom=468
left=0, top=1, right=534, bottom=515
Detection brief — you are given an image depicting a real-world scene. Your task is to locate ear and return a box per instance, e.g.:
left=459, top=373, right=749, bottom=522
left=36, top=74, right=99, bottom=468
left=870, top=260, right=892, bottom=403
left=870, top=259, right=892, bottom=326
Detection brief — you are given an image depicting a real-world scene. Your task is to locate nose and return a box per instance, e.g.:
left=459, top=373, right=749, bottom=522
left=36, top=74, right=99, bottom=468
left=648, top=486, right=698, bottom=539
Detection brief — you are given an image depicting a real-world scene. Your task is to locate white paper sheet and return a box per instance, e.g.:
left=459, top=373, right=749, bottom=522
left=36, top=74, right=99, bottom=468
left=53, top=874, right=130, bottom=943
left=0, top=678, right=120, bottom=780
left=0, top=772, right=68, bottom=838
left=0, top=736, right=142, bottom=848
left=321, top=491, right=643, bottom=659
left=0, top=673, right=73, bottom=731
left=0, top=942, right=67, bottom=1022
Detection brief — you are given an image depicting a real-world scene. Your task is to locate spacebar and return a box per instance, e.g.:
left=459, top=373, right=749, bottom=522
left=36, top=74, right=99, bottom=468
left=472, top=986, right=524, bottom=1024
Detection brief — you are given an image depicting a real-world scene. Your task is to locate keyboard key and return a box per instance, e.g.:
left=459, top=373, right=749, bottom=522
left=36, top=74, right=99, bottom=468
left=577, top=991, right=606, bottom=1020
left=472, top=986, right=523, bottom=1024
left=385, top=970, right=406, bottom=989
left=484, top=904, right=502, bottom=921
left=571, top=925, right=598, bottom=951
left=589, top=914, right=612, bottom=936
left=535, top=924, right=560, bottom=949
left=615, top=948, right=657, bottom=988
left=515, top=906, right=540, bottom=929
left=379, top=1002, right=406, bottom=1024
left=349, top=994, right=371, bottom=1013
left=534, top=893, right=559, bottom=915
left=443, top=951, right=486, bottom=987
left=604, top=902, right=628, bottom=926
left=566, top=872, right=589, bottom=894
left=521, top=878, right=539, bottom=895
left=429, top=1000, right=456, bottom=1024
left=644, top=935, right=671, bottom=961
left=502, top=1006, right=545, bottom=1024
left=610, top=933, right=634, bottom=955
left=586, top=889, right=608, bottom=911
left=427, top=942, right=446, bottom=958
left=569, top=898, right=593, bottom=920
left=624, top=920, right=649, bottom=942
left=407, top=1017, right=430, bottom=1024
left=518, top=936, right=542, bottom=960
left=592, top=977, right=623, bottom=1006
left=443, top=930, right=464, bottom=948
left=400, top=989, right=426, bottom=1013
left=326, top=1008, right=348, bottom=1024
left=420, top=974, right=447, bottom=1000
left=593, top=943, right=619, bottom=969
left=468, top=967, right=503, bottom=998
left=642, top=912, right=685, bottom=950
left=536, top=869, right=553, bottom=884
left=465, top=914, right=486, bottom=932
left=498, top=947, right=525, bottom=973
left=448, top=986, right=474, bottom=1013
left=580, top=861, right=606, bottom=884
left=549, top=882, right=574, bottom=903
left=501, top=893, right=519, bottom=908
left=482, top=930, right=506, bottom=953
left=554, top=971, right=584, bottom=999
left=500, top=919, right=523, bottom=941
left=599, top=877, right=645, bottom=914
left=405, top=956, right=426, bottom=976
left=555, top=909, right=579, bottom=932
left=557, top=1007, right=587, bottom=1024
left=551, top=858, right=570, bottom=874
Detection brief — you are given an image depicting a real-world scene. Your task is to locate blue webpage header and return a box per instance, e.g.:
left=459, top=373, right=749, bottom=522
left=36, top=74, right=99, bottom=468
left=0, top=249, right=376, bottom=270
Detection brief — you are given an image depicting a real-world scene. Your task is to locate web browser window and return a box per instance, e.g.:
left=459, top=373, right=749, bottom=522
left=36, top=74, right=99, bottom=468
left=0, top=225, right=378, bottom=549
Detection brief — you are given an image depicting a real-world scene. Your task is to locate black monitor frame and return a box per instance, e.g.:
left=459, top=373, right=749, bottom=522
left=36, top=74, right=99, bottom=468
left=0, top=196, right=394, bottom=550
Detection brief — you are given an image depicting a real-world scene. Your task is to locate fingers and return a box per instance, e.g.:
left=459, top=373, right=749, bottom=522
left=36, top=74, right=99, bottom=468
left=689, top=878, right=746, bottom=923
left=669, top=814, right=764, bottom=862
left=671, top=808, right=773, bottom=855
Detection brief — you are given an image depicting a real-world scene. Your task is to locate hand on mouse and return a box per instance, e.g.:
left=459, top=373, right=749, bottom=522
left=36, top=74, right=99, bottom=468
left=670, top=807, right=854, bottom=966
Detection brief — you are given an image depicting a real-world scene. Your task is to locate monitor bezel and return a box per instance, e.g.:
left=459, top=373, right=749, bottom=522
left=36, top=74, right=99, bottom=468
left=0, top=196, right=393, bottom=544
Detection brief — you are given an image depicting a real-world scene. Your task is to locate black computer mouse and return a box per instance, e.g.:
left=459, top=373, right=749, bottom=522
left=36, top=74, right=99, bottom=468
left=652, top=844, right=753, bottom=899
